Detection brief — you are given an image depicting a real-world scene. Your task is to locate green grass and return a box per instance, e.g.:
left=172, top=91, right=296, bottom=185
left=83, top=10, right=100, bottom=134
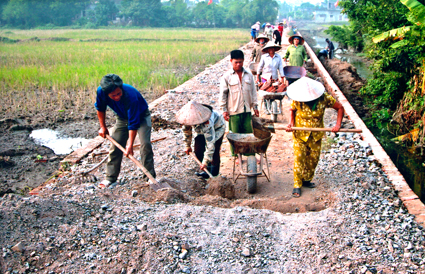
left=0, top=28, right=248, bottom=114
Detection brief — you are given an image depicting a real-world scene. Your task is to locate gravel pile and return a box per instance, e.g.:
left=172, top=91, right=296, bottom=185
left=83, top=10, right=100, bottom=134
left=1, top=44, right=424, bottom=274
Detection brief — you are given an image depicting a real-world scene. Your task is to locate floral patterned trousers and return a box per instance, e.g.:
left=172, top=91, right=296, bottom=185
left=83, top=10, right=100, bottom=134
left=293, top=135, right=322, bottom=188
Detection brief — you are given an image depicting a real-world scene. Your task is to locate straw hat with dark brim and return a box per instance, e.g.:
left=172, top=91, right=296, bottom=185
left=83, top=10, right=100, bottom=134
left=288, top=35, right=305, bottom=45
left=175, top=101, right=212, bottom=126
left=255, top=33, right=269, bottom=43
left=286, top=77, right=325, bottom=102
left=261, top=41, right=282, bottom=53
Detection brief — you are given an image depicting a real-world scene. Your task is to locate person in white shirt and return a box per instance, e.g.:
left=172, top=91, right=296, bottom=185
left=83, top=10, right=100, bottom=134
left=256, top=41, right=285, bottom=83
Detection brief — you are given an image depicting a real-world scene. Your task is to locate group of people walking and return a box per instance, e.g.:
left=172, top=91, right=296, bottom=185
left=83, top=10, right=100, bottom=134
left=94, top=23, right=343, bottom=198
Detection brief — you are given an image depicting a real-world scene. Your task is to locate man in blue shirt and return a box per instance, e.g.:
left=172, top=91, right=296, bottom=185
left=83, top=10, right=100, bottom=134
left=95, top=74, right=156, bottom=187
left=325, top=38, right=335, bottom=59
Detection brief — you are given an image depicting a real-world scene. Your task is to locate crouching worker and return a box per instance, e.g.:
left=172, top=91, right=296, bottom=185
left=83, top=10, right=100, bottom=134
left=285, top=77, right=344, bottom=198
left=95, top=74, right=156, bottom=187
left=176, top=101, right=225, bottom=179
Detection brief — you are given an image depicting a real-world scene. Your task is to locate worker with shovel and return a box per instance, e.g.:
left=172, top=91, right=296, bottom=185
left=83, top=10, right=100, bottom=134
left=285, top=77, right=344, bottom=198
left=95, top=74, right=156, bottom=187
left=176, top=101, right=225, bottom=179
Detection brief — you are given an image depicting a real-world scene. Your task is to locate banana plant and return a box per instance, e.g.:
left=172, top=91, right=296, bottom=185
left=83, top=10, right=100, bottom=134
left=372, top=0, right=425, bottom=48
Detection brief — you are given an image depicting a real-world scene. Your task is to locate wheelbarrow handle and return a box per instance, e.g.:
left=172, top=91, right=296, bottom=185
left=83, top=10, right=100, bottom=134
left=189, top=152, right=214, bottom=178
left=105, top=134, right=157, bottom=184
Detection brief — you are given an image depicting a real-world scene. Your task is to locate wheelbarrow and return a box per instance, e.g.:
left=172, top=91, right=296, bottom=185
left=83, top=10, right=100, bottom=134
left=259, top=88, right=286, bottom=123
left=284, top=66, right=306, bottom=85
left=249, top=62, right=258, bottom=76
left=226, top=133, right=272, bottom=194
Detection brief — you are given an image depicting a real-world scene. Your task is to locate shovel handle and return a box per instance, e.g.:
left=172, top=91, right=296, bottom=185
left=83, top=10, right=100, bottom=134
left=272, top=125, right=362, bottom=133
left=105, top=135, right=157, bottom=184
left=291, top=127, right=362, bottom=133
left=189, top=152, right=214, bottom=178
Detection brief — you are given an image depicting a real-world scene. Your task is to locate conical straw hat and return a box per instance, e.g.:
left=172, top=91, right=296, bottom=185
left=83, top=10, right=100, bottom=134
left=175, top=101, right=212, bottom=126
left=255, top=33, right=269, bottom=43
left=288, top=35, right=305, bottom=45
left=286, top=77, right=325, bottom=102
left=262, top=41, right=282, bottom=52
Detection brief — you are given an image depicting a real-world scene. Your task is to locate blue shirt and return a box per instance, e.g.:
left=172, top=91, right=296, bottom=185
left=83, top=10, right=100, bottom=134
left=95, top=84, right=148, bottom=130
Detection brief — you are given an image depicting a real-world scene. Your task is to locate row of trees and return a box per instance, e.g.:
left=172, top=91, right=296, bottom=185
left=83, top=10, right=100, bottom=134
left=0, top=0, right=279, bottom=29
left=326, top=0, right=425, bottom=144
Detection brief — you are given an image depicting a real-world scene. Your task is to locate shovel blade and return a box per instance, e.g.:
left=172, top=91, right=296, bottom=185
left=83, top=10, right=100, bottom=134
left=149, top=178, right=173, bottom=191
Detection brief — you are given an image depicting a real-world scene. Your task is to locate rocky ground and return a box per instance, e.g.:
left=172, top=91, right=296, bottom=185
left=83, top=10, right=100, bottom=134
left=1, top=38, right=425, bottom=273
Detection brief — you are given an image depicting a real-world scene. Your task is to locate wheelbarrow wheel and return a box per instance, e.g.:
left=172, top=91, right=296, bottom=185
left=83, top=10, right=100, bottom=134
left=271, top=100, right=279, bottom=122
left=247, top=155, right=257, bottom=194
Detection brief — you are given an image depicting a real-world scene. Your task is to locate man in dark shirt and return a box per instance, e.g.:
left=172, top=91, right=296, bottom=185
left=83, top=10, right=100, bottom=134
left=95, top=74, right=156, bottom=187
left=325, top=38, right=335, bottom=59
left=273, top=27, right=282, bottom=46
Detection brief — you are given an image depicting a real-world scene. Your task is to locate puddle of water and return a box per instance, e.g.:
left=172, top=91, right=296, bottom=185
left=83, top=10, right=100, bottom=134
left=347, top=58, right=373, bottom=80
left=372, top=128, right=425, bottom=202
left=311, top=36, right=339, bottom=49
left=30, top=129, right=90, bottom=155
left=310, top=35, right=372, bottom=80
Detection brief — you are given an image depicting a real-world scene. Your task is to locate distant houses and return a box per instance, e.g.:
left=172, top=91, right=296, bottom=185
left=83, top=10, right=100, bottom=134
left=314, top=1, right=348, bottom=22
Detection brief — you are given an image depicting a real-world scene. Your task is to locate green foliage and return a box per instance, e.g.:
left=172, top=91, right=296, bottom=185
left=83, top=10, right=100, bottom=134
left=95, top=0, right=118, bottom=26
left=324, top=24, right=364, bottom=51
left=1, top=0, right=88, bottom=28
left=337, top=0, right=425, bottom=132
left=120, top=0, right=165, bottom=27
left=361, top=71, right=406, bottom=109
left=162, top=0, right=191, bottom=27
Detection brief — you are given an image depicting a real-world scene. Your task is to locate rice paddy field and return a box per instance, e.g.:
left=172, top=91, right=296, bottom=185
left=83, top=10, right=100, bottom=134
left=0, top=28, right=248, bottom=115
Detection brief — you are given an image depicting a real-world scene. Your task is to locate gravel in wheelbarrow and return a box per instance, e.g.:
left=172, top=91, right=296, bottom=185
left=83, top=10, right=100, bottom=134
left=227, top=133, right=272, bottom=155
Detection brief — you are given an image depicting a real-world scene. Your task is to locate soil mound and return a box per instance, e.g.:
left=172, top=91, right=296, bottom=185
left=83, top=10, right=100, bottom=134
left=322, top=59, right=368, bottom=117
left=206, top=176, right=235, bottom=199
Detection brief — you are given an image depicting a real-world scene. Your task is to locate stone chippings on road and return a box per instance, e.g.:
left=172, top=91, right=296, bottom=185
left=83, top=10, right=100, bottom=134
left=0, top=45, right=424, bottom=273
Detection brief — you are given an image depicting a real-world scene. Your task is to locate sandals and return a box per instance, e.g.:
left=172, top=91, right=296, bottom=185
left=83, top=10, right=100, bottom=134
left=302, top=181, right=316, bottom=188
left=292, top=188, right=301, bottom=198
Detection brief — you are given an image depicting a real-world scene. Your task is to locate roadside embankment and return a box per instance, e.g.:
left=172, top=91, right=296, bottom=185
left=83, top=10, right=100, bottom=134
left=304, top=40, right=425, bottom=227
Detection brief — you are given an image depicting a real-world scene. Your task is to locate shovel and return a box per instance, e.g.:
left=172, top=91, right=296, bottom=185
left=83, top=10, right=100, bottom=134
left=189, top=152, right=214, bottom=179
left=105, top=135, right=172, bottom=191
left=252, top=116, right=362, bottom=137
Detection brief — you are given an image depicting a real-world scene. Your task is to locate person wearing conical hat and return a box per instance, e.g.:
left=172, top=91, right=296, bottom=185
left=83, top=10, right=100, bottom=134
left=219, top=50, right=259, bottom=157
left=250, top=33, right=269, bottom=64
left=250, top=21, right=260, bottom=41
left=285, top=77, right=344, bottom=198
left=265, top=23, right=273, bottom=41
left=176, top=101, right=226, bottom=179
left=95, top=74, right=156, bottom=187
left=284, top=35, right=307, bottom=67
left=256, top=41, right=285, bottom=83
